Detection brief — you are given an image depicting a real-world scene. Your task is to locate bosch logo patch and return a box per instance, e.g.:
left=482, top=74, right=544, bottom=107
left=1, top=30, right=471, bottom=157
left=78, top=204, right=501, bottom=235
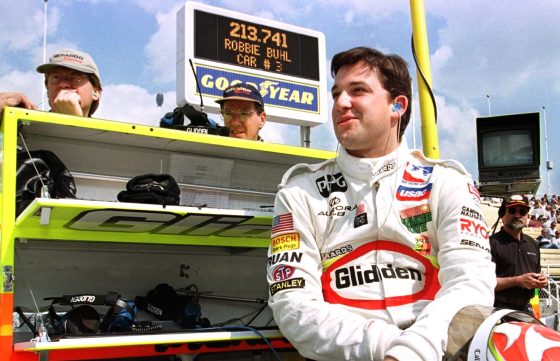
left=315, top=173, right=348, bottom=197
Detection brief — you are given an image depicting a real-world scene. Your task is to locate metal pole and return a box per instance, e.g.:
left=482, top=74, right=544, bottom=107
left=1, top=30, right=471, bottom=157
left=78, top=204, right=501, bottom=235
left=300, top=125, right=311, bottom=148
left=41, top=0, right=48, bottom=111
left=486, top=94, right=491, bottom=116
left=409, top=0, right=439, bottom=158
left=543, top=106, right=551, bottom=195
left=411, top=82, right=417, bottom=149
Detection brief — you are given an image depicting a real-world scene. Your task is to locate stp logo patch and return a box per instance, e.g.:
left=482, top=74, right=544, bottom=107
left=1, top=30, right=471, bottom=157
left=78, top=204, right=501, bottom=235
left=321, top=241, right=440, bottom=309
left=272, top=264, right=296, bottom=281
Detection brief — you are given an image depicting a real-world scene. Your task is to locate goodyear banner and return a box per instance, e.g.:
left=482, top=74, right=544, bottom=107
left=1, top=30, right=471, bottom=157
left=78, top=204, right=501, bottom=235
left=197, top=64, right=319, bottom=114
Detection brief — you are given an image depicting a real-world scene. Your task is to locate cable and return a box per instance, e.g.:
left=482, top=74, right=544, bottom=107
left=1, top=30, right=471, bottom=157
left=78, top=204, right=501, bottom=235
left=220, top=325, right=283, bottom=361
left=411, top=34, right=438, bottom=123
left=18, top=131, right=48, bottom=191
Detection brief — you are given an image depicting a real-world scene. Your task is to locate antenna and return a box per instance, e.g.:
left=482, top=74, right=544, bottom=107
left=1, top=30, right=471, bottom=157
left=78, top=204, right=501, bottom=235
left=189, top=59, right=204, bottom=112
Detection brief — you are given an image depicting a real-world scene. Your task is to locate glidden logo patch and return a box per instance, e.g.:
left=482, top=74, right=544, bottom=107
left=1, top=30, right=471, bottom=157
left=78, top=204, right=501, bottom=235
left=321, top=241, right=440, bottom=309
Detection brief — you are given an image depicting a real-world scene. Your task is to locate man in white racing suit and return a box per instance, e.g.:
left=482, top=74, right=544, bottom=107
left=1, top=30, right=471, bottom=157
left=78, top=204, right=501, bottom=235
left=266, top=47, right=495, bottom=361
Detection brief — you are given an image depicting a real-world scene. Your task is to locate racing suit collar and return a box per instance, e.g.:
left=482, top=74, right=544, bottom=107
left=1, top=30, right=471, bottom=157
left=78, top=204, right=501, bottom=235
left=337, top=141, right=409, bottom=182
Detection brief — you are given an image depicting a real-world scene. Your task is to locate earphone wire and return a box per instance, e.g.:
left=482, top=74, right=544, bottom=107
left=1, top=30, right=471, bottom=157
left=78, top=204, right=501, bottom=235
left=378, top=110, right=402, bottom=231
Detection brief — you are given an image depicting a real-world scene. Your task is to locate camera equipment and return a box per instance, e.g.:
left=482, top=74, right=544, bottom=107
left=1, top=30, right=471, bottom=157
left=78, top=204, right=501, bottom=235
left=160, top=58, right=229, bottom=136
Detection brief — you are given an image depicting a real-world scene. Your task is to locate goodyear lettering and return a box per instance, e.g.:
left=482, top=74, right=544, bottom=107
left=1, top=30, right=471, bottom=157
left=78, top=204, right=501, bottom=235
left=321, top=245, right=353, bottom=260
left=271, top=232, right=300, bottom=253
left=335, top=264, right=422, bottom=289
left=200, top=74, right=314, bottom=105
left=70, top=295, right=95, bottom=303
left=270, top=277, right=305, bottom=296
left=461, top=206, right=485, bottom=222
left=460, top=239, right=490, bottom=253
left=268, top=252, right=303, bottom=267
left=460, top=218, right=489, bottom=239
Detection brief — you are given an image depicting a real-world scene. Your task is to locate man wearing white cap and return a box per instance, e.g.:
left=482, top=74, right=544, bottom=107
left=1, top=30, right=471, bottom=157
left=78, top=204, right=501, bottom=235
left=36, top=49, right=102, bottom=117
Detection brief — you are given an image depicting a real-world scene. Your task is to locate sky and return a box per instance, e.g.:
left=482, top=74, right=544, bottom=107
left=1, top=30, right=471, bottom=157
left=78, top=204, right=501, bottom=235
left=1, top=0, right=559, bottom=196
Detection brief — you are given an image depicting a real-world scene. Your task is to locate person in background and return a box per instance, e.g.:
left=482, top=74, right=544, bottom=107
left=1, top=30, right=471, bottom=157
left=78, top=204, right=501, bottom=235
left=490, top=195, right=548, bottom=311
left=266, top=46, right=495, bottom=361
left=528, top=214, right=541, bottom=228
left=215, top=83, right=266, bottom=141
left=0, top=92, right=36, bottom=117
left=36, top=49, right=102, bottom=117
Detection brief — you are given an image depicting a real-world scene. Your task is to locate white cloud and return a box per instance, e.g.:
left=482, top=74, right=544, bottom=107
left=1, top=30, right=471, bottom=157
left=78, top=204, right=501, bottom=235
left=143, top=4, right=182, bottom=85
left=95, top=84, right=175, bottom=126
left=0, top=70, right=45, bottom=108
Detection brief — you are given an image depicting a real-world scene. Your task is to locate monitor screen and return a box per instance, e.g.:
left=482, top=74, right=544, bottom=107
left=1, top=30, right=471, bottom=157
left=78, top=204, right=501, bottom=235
left=482, top=129, right=534, bottom=167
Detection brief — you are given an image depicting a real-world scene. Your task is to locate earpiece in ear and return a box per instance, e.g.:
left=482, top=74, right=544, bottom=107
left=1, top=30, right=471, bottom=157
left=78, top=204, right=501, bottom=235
left=92, top=90, right=99, bottom=97
left=391, top=103, right=402, bottom=113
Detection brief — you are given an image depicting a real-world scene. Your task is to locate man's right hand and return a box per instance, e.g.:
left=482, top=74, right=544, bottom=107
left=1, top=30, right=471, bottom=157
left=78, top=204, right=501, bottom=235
left=0, top=92, right=36, bottom=116
left=52, top=89, right=83, bottom=116
left=518, top=272, right=548, bottom=289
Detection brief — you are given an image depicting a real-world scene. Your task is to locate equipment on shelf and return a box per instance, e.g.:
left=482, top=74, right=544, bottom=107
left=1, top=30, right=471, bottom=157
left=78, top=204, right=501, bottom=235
left=15, top=149, right=77, bottom=216
left=42, top=291, right=148, bottom=336
left=117, top=173, right=181, bottom=206
left=135, top=283, right=210, bottom=329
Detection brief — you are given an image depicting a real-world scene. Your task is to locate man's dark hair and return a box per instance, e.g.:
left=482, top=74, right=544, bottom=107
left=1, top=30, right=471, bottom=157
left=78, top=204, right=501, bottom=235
left=331, top=47, right=412, bottom=140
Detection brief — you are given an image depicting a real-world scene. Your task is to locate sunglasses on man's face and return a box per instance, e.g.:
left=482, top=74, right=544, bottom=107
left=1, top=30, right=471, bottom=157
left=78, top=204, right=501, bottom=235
left=507, top=207, right=529, bottom=216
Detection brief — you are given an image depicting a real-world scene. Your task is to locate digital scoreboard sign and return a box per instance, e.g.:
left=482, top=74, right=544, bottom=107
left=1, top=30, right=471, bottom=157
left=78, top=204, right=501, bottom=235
left=194, top=10, right=320, bottom=81
left=177, top=2, right=327, bottom=127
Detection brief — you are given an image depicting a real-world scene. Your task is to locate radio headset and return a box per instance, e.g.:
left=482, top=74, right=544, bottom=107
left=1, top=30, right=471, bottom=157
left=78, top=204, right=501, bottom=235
left=159, top=59, right=229, bottom=136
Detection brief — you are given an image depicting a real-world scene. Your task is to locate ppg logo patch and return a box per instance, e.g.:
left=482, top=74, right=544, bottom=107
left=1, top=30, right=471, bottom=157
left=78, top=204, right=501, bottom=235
left=315, top=173, right=348, bottom=197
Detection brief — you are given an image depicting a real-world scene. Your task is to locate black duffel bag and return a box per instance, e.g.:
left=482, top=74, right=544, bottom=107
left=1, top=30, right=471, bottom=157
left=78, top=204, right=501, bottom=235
left=16, top=150, right=77, bottom=216
left=117, top=174, right=180, bottom=206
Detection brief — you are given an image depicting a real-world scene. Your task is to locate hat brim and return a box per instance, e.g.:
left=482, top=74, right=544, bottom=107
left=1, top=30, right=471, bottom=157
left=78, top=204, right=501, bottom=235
left=506, top=202, right=530, bottom=209
left=215, top=96, right=262, bottom=105
left=36, top=63, right=97, bottom=76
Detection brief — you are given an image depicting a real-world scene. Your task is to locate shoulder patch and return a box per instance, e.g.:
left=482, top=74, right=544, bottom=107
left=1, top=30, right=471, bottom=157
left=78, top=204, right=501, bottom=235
left=410, top=150, right=469, bottom=176
left=279, top=158, right=336, bottom=188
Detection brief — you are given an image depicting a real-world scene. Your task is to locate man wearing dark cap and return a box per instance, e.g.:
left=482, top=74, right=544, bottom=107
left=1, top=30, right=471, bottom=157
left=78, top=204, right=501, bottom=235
left=490, top=194, right=548, bottom=311
left=36, top=49, right=102, bottom=117
left=215, top=83, right=266, bottom=141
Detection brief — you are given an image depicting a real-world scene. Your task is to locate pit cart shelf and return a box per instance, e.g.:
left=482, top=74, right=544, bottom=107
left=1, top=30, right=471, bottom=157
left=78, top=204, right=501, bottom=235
left=14, top=328, right=293, bottom=360
left=1, top=108, right=335, bottom=361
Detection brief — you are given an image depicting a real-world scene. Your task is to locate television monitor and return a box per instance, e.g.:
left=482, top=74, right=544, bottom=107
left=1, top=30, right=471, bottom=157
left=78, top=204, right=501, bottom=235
left=476, top=112, right=541, bottom=196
